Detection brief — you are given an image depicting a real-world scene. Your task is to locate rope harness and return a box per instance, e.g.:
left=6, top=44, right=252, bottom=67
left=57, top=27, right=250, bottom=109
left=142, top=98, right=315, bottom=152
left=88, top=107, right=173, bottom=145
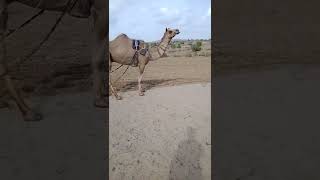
left=6, top=9, right=45, bottom=38
left=157, top=44, right=166, bottom=57
left=5, top=0, right=78, bottom=69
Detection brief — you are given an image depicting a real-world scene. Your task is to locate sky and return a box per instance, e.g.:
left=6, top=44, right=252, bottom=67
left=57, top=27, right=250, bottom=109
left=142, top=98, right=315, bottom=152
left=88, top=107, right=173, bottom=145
left=109, top=0, right=211, bottom=42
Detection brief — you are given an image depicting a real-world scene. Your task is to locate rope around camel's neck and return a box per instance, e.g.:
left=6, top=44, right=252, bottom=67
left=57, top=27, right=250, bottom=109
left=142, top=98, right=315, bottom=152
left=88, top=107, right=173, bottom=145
left=149, top=35, right=171, bottom=60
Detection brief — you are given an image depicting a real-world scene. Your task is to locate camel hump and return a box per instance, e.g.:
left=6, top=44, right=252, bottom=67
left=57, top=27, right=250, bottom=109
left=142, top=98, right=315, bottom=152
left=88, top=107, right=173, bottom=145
left=118, top=33, right=128, bottom=38
left=112, top=33, right=129, bottom=41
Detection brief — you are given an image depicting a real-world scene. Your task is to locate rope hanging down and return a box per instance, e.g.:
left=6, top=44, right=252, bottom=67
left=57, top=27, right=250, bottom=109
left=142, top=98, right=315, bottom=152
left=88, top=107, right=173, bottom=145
left=12, top=0, right=78, bottom=68
left=6, top=9, right=45, bottom=38
left=111, top=64, right=130, bottom=84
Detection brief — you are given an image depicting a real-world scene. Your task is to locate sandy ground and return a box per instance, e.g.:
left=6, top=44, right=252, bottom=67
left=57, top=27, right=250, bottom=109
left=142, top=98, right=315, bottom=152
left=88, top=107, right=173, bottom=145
left=214, top=2, right=320, bottom=178
left=109, top=83, right=211, bottom=180
left=0, top=92, right=107, bottom=179
left=214, top=64, right=320, bottom=179
left=110, top=56, right=211, bottom=94
left=0, top=83, right=211, bottom=180
left=214, top=0, right=320, bottom=66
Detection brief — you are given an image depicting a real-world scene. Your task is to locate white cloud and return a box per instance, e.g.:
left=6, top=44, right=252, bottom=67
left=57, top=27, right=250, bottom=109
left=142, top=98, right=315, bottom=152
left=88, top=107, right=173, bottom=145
left=110, top=0, right=211, bottom=41
left=160, top=7, right=168, bottom=13
left=153, top=7, right=190, bottom=27
left=109, top=0, right=135, bottom=25
left=201, top=7, right=211, bottom=20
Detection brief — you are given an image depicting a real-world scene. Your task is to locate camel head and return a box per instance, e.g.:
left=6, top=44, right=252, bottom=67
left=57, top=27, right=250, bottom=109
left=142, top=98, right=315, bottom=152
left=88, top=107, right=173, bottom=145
left=164, top=27, right=180, bottom=40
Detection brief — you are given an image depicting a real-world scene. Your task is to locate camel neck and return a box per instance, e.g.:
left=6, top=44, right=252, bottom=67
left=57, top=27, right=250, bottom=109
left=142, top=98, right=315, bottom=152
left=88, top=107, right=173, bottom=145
left=157, top=37, right=171, bottom=57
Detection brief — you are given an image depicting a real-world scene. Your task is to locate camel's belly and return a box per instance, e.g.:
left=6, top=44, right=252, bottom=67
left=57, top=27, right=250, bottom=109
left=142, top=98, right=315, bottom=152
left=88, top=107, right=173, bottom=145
left=112, top=55, right=134, bottom=65
left=110, top=48, right=136, bottom=65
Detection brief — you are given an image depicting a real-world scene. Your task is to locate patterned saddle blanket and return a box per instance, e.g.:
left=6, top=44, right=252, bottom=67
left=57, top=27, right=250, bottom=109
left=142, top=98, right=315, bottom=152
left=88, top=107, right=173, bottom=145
left=131, top=39, right=148, bottom=67
left=132, top=39, right=142, bottom=51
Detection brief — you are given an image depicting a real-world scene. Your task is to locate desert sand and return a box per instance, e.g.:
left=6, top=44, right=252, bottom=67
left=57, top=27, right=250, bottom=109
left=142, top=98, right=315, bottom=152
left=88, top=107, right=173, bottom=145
left=213, top=64, right=320, bottom=179
left=0, top=92, right=107, bottom=179
left=109, top=83, right=211, bottom=180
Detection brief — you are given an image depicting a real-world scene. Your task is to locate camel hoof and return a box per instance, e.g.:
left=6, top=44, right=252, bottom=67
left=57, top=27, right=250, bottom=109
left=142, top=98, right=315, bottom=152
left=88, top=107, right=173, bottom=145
left=23, top=111, right=43, bottom=121
left=139, top=92, right=145, bottom=96
left=94, top=98, right=108, bottom=108
left=116, top=96, right=122, bottom=100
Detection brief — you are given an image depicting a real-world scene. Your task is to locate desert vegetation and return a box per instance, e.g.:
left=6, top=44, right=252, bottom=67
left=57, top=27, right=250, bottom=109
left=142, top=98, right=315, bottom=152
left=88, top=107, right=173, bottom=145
left=148, top=39, right=211, bottom=58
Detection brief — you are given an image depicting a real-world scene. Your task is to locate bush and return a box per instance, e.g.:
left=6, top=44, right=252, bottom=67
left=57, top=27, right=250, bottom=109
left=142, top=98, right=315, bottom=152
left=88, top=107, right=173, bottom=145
left=171, top=42, right=181, bottom=49
left=191, top=41, right=202, bottom=52
left=196, top=41, right=202, bottom=47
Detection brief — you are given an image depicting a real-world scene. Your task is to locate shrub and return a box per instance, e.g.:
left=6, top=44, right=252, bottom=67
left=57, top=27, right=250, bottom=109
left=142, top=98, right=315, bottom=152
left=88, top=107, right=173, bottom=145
left=176, top=42, right=181, bottom=48
left=171, top=42, right=181, bottom=49
left=191, top=41, right=202, bottom=52
left=196, top=41, right=202, bottom=47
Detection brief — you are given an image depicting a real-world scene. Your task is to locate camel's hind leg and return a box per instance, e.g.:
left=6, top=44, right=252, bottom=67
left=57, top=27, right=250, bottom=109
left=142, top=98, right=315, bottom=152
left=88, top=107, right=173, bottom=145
left=109, top=82, right=121, bottom=100
left=0, top=1, right=41, bottom=121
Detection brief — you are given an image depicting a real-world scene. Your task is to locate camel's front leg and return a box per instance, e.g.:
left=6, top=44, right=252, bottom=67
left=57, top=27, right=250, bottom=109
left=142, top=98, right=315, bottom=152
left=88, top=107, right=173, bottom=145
left=90, top=8, right=108, bottom=108
left=91, top=40, right=108, bottom=108
left=0, top=1, right=41, bottom=121
left=138, top=63, right=146, bottom=96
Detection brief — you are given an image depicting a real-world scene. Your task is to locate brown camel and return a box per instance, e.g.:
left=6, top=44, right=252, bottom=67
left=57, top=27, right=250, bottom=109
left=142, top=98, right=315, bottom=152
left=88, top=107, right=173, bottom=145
left=0, top=0, right=107, bottom=121
left=109, top=28, right=180, bottom=100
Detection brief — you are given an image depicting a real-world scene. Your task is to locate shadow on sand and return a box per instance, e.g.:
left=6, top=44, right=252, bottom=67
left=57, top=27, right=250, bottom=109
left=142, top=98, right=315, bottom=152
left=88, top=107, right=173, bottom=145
left=116, top=78, right=182, bottom=93
left=169, top=127, right=203, bottom=180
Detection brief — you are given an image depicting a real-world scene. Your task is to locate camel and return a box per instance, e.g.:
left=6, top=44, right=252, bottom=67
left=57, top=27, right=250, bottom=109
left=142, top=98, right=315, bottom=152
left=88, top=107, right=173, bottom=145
left=0, top=0, right=107, bottom=121
left=109, top=28, right=180, bottom=100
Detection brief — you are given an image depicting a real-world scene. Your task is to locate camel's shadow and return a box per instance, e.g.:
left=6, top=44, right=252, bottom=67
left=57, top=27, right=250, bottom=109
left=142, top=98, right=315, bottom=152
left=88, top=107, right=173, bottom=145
left=113, top=78, right=182, bottom=93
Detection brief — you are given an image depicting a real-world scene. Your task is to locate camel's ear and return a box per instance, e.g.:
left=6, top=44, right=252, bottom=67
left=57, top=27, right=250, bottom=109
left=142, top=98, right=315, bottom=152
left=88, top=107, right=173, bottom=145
left=166, top=28, right=168, bottom=32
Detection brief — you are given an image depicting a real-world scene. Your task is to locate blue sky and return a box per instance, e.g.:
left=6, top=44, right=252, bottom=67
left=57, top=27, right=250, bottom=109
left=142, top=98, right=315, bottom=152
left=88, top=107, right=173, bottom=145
left=109, top=0, right=211, bottom=42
